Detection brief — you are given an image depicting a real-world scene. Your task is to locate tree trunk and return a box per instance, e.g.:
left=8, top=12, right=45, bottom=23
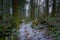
left=13, top=0, right=20, bottom=29
left=30, top=0, right=35, bottom=20
left=45, top=0, right=49, bottom=19
left=51, top=0, right=56, bottom=17
left=0, top=0, right=3, bottom=23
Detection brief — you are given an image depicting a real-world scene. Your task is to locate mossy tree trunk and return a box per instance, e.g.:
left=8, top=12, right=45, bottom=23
left=13, top=0, right=20, bottom=29
left=30, top=0, right=35, bottom=21
left=51, top=0, right=56, bottom=17
left=44, top=0, right=49, bottom=19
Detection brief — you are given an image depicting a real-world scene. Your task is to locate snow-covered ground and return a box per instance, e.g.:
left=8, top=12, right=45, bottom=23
left=18, top=21, right=52, bottom=40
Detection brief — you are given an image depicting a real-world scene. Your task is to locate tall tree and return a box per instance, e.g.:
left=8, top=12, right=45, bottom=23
left=0, top=0, right=3, bottom=23
left=13, top=0, right=20, bottom=29
left=30, top=0, right=35, bottom=20
left=56, top=0, right=60, bottom=17
left=51, top=0, right=56, bottom=17
left=44, top=0, right=49, bottom=19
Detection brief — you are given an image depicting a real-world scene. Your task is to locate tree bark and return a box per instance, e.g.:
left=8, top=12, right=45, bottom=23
left=30, top=0, right=35, bottom=20
left=44, top=0, right=49, bottom=19
left=13, top=0, right=20, bottom=29
left=51, top=0, right=56, bottom=17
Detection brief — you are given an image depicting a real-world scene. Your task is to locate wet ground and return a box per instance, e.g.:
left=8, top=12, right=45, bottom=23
left=18, top=22, right=52, bottom=40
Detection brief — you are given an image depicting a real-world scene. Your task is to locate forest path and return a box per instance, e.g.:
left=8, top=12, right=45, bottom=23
left=18, top=21, right=52, bottom=40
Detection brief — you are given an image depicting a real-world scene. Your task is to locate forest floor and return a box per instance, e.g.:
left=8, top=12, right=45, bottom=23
left=18, top=21, right=53, bottom=40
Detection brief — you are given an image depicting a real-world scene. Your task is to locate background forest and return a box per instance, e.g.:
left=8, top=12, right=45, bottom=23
left=0, top=0, right=60, bottom=40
